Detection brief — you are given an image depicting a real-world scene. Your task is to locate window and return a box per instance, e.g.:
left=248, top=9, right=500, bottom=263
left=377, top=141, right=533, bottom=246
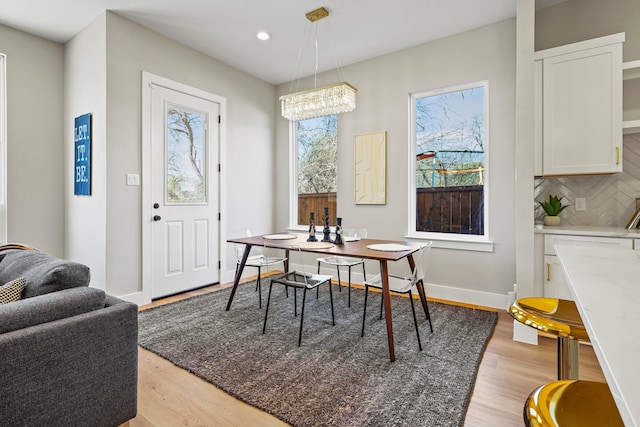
left=291, top=115, right=337, bottom=227
left=410, top=81, right=488, bottom=243
left=0, top=53, right=5, bottom=244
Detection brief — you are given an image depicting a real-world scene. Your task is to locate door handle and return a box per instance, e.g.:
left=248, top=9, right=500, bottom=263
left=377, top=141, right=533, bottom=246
left=153, top=215, right=162, bottom=221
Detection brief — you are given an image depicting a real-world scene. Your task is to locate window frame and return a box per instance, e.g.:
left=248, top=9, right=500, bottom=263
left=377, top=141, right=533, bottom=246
left=408, top=80, right=493, bottom=252
left=0, top=53, right=6, bottom=244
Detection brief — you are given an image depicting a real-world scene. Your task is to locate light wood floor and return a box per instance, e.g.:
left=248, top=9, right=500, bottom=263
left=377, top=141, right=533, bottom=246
left=130, top=279, right=605, bottom=427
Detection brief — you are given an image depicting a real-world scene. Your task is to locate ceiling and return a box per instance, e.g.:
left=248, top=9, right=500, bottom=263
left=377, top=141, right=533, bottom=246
left=0, top=0, right=566, bottom=85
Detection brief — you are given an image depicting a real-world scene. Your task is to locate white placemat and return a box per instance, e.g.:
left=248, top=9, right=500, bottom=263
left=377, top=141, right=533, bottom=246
left=263, top=234, right=297, bottom=240
left=366, top=243, right=414, bottom=252
left=297, top=241, right=335, bottom=249
left=342, top=236, right=360, bottom=242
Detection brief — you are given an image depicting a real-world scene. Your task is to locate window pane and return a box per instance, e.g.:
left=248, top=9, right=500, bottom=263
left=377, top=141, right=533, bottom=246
left=166, top=106, right=206, bottom=203
left=296, top=115, right=337, bottom=226
left=414, top=84, right=486, bottom=235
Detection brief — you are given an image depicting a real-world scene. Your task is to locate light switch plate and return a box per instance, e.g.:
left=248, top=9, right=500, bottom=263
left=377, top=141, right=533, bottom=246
left=126, top=173, right=140, bottom=186
left=575, top=197, right=586, bottom=211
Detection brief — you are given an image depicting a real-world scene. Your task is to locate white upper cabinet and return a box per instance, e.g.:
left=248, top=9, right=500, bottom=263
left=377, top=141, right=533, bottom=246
left=534, top=33, right=624, bottom=176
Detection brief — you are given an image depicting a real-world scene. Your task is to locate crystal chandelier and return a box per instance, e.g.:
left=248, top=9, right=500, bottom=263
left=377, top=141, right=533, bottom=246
left=280, top=7, right=357, bottom=121
left=280, top=81, right=357, bottom=121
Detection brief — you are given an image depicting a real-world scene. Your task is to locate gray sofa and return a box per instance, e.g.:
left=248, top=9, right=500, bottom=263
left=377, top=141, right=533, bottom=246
left=0, top=246, right=138, bottom=427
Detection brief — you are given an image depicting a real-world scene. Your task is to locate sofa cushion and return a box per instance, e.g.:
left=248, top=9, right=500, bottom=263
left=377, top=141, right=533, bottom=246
left=0, top=250, right=90, bottom=299
left=0, top=277, right=25, bottom=305
left=0, top=287, right=106, bottom=335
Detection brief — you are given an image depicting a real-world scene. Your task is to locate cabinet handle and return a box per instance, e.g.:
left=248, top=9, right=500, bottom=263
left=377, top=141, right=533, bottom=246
left=546, top=263, right=551, bottom=281
left=616, top=146, right=620, bottom=165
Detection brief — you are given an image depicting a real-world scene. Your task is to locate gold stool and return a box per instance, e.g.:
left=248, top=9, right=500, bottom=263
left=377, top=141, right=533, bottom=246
left=510, top=298, right=589, bottom=380
left=524, top=380, right=624, bottom=427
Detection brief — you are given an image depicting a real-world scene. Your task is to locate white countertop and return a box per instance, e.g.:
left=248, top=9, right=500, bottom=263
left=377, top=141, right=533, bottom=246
left=535, top=224, right=640, bottom=238
left=555, top=245, right=640, bottom=427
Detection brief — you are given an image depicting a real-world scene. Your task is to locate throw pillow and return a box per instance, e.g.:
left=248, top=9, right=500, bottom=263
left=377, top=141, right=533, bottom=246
left=0, top=251, right=90, bottom=299
left=0, top=277, right=26, bottom=305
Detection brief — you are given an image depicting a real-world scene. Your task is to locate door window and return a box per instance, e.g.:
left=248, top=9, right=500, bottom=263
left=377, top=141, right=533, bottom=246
left=166, top=106, right=207, bottom=204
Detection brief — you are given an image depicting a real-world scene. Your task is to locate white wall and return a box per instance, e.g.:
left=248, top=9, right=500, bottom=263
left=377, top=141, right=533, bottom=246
left=0, top=24, right=65, bottom=256
left=65, top=12, right=277, bottom=298
left=535, top=0, right=640, bottom=60
left=64, top=15, right=108, bottom=290
left=276, top=20, right=517, bottom=308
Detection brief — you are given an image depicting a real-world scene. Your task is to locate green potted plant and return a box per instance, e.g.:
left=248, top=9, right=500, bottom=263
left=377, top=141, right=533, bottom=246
left=538, top=195, right=569, bottom=226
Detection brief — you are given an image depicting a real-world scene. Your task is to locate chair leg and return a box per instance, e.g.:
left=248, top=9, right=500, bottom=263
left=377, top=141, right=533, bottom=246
left=328, top=280, right=335, bottom=326
left=298, top=288, right=308, bottom=346
left=417, top=280, right=433, bottom=333
left=284, top=261, right=289, bottom=298
left=316, top=262, right=321, bottom=299
left=256, top=267, right=262, bottom=308
left=262, top=281, right=275, bottom=334
left=409, top=291, right=423, bottom=351
left=347, top=266, right=352, bottom=307
left=361, top=285, right=369, bottom=337
left=293, top=287, right=298, bottom=316
left=379, top=292, right=384, bottom=320
left=336, top=266, right=342, bottom=292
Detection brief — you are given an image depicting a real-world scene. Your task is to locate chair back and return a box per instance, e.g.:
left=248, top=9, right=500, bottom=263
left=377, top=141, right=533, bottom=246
left=413, top=242, right=432, bottom=283
left=343, top=228, right=367, bottom=239
left=287, top=245, right=311, bottom=285
left=232, top=229, right=253, bottom=262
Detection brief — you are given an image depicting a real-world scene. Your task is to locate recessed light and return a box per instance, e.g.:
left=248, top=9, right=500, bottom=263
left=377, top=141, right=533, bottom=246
left=257, top=31, right=271, bottom=41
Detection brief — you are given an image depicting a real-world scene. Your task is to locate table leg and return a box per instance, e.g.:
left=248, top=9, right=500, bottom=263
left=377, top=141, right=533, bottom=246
left=226, top=244, right=251, bottom=311
left=379, top=260, right=396, bottom=362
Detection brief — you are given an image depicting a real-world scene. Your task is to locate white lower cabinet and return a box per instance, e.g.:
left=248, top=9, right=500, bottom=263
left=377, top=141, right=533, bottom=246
left=540, top=234, right=633, bottom=300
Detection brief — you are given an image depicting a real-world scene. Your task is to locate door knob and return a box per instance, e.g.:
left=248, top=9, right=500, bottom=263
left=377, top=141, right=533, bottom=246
left=153, top=215, right=162, bottom=221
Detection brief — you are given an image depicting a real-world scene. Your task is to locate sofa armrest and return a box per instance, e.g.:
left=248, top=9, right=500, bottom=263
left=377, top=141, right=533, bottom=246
left=0, top=296, right=138, bottom=427
left=0, top=287, right=106, bottom=335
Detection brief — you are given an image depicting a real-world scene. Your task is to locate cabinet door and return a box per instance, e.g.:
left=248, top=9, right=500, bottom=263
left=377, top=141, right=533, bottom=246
left=543, top=255, right=574, bottom=301
left=542, top=44, right=622, bottom=175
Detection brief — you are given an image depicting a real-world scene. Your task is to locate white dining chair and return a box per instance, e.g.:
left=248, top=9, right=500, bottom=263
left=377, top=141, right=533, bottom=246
left=233, top=229, right=287, bottom=308
left=316, top=228, right=367, bottom=307
left=361, top=242, right=433, bottom=351
left=263, top=245, right=335, bottom=346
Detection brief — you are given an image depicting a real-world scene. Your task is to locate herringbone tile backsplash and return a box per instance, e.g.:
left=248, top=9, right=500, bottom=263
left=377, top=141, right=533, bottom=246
left=535, top=133, right=640, bottom=227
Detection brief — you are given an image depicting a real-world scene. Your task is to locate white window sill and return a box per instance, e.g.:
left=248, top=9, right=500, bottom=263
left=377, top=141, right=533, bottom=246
left=406, top=234, right=494, bottom=252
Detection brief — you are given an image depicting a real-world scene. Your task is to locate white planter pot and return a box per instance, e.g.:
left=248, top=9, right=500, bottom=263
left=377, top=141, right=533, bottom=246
left=544, top=216, right=561, bottom=226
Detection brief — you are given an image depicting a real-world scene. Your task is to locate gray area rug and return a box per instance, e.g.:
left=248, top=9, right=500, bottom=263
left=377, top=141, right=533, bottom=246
left=138, top=280, right=498, bottom=426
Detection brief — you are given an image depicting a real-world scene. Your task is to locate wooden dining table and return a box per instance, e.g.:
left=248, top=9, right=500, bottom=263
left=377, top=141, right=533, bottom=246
left=226, top=232, right=423, bottom=362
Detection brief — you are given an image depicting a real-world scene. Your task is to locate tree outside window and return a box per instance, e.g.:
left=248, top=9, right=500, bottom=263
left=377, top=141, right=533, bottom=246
left=295, top=115, right=337, bottom=226
left=411, top=82, right=487, bottom=236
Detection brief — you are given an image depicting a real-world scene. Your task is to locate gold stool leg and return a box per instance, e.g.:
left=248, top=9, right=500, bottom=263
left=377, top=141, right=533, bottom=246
left=558, top=336, right=579, bottom=380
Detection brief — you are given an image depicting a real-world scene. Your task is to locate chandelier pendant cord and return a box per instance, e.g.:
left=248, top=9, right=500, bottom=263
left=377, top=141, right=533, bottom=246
left=289, top=23, right=313, bottom=95
left=288, top=17, right=347, bottom=93
left=325, top=19, right=348, bottom=83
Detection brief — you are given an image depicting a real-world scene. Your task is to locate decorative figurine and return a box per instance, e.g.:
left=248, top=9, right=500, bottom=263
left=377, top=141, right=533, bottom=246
left=332, top=217, right=344, bottom=245
left=322, top=206, right=332, bottom=242
left=307, top=211, right=318, bottom=242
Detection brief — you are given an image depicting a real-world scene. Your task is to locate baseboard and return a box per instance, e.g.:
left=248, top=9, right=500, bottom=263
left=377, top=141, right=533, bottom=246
left=423, top=282, right=508, bottom=310
left=117, top=291, right=150, bottom=306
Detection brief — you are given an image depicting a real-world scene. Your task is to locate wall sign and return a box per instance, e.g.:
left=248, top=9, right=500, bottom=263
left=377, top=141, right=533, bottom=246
left=74, top=113, right=91, bottom=195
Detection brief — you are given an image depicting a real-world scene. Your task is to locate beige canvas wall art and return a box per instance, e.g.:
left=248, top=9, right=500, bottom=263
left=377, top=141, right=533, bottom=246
left=355, top=131, right=386, bottom=205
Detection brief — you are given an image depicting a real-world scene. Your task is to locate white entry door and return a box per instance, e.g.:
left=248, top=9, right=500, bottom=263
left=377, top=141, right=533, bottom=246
left=150, top=85, right=219, bottom=299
